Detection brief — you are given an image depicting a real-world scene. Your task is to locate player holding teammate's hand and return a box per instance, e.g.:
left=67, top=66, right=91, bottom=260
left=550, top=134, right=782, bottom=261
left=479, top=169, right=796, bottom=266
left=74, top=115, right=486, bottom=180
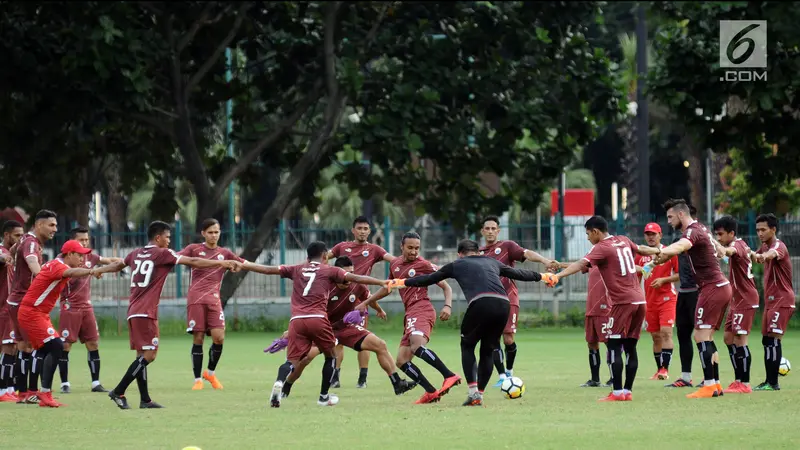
left=540, top=273, right=558, bottom=287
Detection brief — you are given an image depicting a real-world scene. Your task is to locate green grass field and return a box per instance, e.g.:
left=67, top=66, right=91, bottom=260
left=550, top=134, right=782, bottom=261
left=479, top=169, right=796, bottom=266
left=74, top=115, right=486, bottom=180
left=3, top=328, right=800, bottom=450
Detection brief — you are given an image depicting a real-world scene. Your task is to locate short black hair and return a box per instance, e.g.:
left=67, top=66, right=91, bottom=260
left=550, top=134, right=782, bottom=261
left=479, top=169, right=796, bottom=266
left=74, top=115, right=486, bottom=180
left=662, top=198, right=690, bottom=215
left=70, top=226, right=89, bottom=238
left=147, top=221, right=172, bottom=240
left=584, top=215, right=609, bottom=233
left=352, top=216, right=370, bottom=228
left=689, top=205, right=697, bottom=218
left=482, top=215, right=500, bottom=227
left=334, top=256, right=354, bottom=268
left=713, top=216, right=737, bottom=234
left=401, top=231, right=421, bottom=245
left=307, top=241, right=328, bottom=259
left=3, top=220, right=22, bottom=234
left=35, top=210, right=57, bottom=221
left=457, top=239, right=480, bottom=254
left=756, top=213, right=778, bottom=230
left=201, top=218, right=220, bottom=231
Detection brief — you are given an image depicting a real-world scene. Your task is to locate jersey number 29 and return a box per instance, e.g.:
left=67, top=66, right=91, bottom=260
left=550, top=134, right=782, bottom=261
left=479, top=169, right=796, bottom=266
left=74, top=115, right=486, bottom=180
left=130, top=260, right=154, bottom=288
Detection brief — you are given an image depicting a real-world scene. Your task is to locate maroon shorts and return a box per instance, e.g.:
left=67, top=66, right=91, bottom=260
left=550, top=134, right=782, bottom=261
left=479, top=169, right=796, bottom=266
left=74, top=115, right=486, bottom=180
left=695, top=283, right=732, bottom=331
left=585, top=315, right=608, bottom=344
left=400, top=305, right=436, bottom=347
left=8, top=304, right=24, bottom=342
left=186, top=302, right=225, bottom=335
left=128, top=317, right=159, bottom=351
left=287, top=317, right=336, bottom=362
left=18, top=307, right=57, bottom=350
left=724, top=308, right=757, bottom=335
left=504, top=304, right=520, bottom=334
left=59, top=309, right=99, bottom=344
left=334, top=323, right=372, bottom=349
left=762, top=307, right=795, bottom=336
left=606, top=303, right=646, bottom=340
left=0, top=304, right=15, bottom=345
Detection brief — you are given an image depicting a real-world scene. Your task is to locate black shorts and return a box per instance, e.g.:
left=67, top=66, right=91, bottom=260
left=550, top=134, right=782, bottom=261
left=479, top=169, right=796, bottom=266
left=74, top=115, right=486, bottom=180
left=676, top=291, right=699, bottom=329
left=461, top=297, right=511, bottom=346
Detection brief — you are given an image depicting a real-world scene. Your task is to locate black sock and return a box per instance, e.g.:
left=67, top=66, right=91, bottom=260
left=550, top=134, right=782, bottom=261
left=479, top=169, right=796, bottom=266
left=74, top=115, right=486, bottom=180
left=29, top=350, right=42, bottom=391
left=320, top=357, right=335, bottom=397
left=736, top=345, right=751, bottom=383
left=661, top=348, right=673, bottom=370
left=677, top=323, right=694, bottom=373
left=763, top=336, right=781, bottom=385
left=505, top=342, right=517, bottom=372
left=709, top=341, right=720, bottom=382
left=113, top=356, right=148, bottom=396
left=622, top=338, right=639, bottom=391
left=10, top=353, right=17, bottom=391
left=697, top=341, right=714, bottom=382
left=59, top=350, right=70, bottom=384
left=401, top=361, right=436, bottom=393
left=357, top=367, right=368, bottom=384
left=332, top=367, right=340, bottom=383
left=654, top=352, right=662, bottom=370
left=40, top=340, right=63, bottom=391
left=0, top=353, right=8, bottom=390
left=136, top=365, right=151, bottom=403
left=16, top=351, right=28, bottom=393
left=589, top=349, right=601, bottom=382
left=191, top=344, right=203, bottom=379
left=281, top=381, right=293, bottom=396
left=414, top=346, right=455, bottom=379
left=727, top=344, right=739, bottom=380
left=389, top=372, right=401, bottom=387
left=88, top=349, right=101, bottom=382
left=276, top=361, right=293, bottom=383
left=492, top=348, right=505, bottom=374
left=606, top=339, right=624, bottom=391
left=208, top=343, right=223, bottom=372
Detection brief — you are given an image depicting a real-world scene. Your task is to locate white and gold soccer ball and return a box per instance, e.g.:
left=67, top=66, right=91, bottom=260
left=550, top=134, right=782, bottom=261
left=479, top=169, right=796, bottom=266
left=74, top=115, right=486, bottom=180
left=500, top=376, right=525, bottom=399
left=779, top=357, right=791, bottom=376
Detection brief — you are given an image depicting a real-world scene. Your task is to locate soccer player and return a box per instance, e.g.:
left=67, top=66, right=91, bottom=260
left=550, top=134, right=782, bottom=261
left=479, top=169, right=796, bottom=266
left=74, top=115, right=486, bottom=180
left=105, top=221, right=239, bottom=410
left=579, top=263, right=611, bottom=387
left=549, top=216, right=661, bottom=401
left=0, top=220, right=23, bottom=402
left=634, top=223, right=679, bottom=381
left=179, top=218, right=245, bottom=391
left=327, top=216, right=395, bottom=388
left=356, top=232, right=458, bottom=404
left=57, top=226, right=123, bottom=394
left=278, top=256, right=416, bottom=399
left=751, top=213, right=795, bottom=391
left=17, top=240, right=121, bottom=407
left=713, top=216, right=759, bottom=394
left=478, top=215, right=557, bottom=387
left=654, top=200, right=731, bottom=398
left=239, top=241, right=389, bottom=407
left=387, top=239, right=551, bottom=406
left=6, top=209, right=57, bottom=403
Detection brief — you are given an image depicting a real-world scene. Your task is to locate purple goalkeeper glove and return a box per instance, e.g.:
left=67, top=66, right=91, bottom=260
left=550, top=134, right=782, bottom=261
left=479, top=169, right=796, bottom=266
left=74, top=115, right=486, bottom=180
left=343, top=310, right=368, bottom=325
left=264, top=337, right=288, bottom=353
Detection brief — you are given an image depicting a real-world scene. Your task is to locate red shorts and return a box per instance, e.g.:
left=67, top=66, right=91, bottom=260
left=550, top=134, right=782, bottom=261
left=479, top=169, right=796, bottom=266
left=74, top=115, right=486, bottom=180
left=400, top=306, right=436, bottom=347
left=0, top=304, right=15, bottom=345
left=585, top=315, right=608, bottom=344
left=186, top=302, right=225, bottom=335
left=8, top=304, right=24, bottom=342
left=606, top=303, right=646, bottom=340
left=128, top=317, right=160, bottom=351
left=645, top=300, right=676, bottom=333
left=724, top=308, right=757, bottom=335
left=762, top=307, right=795, bottom=336
left=504, top=304, right=520, bottom=334
left=59, top=309, right=99, bottom=344
left=695, top=283, right=732, bottom=331
left=287, top=317, right=336, bottom=362
left=333, top=323, right=372, bottom=349
left=18, top=307, right=57, bottom=350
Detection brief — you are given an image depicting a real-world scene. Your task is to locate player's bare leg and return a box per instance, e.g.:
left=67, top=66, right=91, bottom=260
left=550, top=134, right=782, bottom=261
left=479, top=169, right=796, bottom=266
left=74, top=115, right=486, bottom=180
left=687, top=328, right=722, bottom=398
left=0, top=344, right=19, bottom=402
left=202, top=328, right=225, bottom=389
left=191, top=331, right=205, bottom=390
left=59, top=341, right=72, bottom=393
left=356, top=348, right=370, bottom=388
left=581, top=342, right=604, bottom=387
left=357, top=334, right=416, bottom=395
left=331, top=344, right=344, bottom=388
left=110, top=349, right=161, bottom=409
left=756, top=332, right=784, bottom=391
left=657, top=326, right=673, bottom=380
left=84, top=340, right=106, bottom=392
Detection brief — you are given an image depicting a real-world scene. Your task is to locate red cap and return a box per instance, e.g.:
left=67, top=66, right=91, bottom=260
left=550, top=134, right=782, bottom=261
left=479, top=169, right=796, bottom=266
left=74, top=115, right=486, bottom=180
left=644, top=223, right=662, bottom=234
left=61, top=240, right=92, bottom=255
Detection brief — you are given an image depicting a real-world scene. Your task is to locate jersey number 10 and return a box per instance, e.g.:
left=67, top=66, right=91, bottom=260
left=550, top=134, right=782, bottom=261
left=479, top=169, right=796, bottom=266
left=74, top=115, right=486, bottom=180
left=616, top=247, right=637, bottom=276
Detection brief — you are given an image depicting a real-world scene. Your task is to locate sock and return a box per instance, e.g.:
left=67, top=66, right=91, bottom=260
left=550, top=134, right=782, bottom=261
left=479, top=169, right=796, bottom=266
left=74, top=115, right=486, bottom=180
left=492, top=348, right=506, bottom=375
left=88, top=349, right=101, bottom=382
left=357, top=367, right=368, bottom=384
left=401, top=361, right=436, bottom=393
left=622, top=338, right=639, bottom=391
left=276, top=361, right=293, bottom=383
left=606, top=339, right=624, bottom=391
left=10, top=354, right=17, bottom=392
left=320, top=357, right=335, bottom=396
left=677, top=323, right=694, bottom=373
left=697, top=341, right=714, bottom=382
left=29, top=350, right=42, bottom=391
left=208, top=343, right=223, bottom=372
left=763, top=336, right=781, bottom=385
left=332, top=367, right=341, bottom=383
left=589, top=349, right=601, bottom=382
left=661, top=348, right=673, bottom=370
left=0, top=354, right=7, bottom=390
left=654, top=352, right=662, bottom=370
left=709, top=341, right=720, bottom=382
left=505, top=342, right=518, bottom=372
left=59, top=350, right=70, bottom=384
left=389, top=372, right=401, bottom=387
left=113, top=356, right=149, bottom=396
left=739, top=345, right=752, bottom=384
left=681, top=372, right=692, bottom=382
left=468, top=382, right=478, bottom=395
left=16, top=352, right=28, bottom=393
left=414, top=346, right=455, bottom=378
left=191, top=344, right=203, bottom=380
left=281, top=381, right=293, bottom=396
left=136, top=365, right=151, bottom=403
left=727, top=344, right=739, bottom=380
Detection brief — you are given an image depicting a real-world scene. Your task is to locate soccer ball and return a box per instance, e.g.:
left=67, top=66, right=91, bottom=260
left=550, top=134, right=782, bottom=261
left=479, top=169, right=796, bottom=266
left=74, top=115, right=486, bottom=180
left=500, top=376, right=525, bottom=399
left=779, top=357, right=791, bottom=376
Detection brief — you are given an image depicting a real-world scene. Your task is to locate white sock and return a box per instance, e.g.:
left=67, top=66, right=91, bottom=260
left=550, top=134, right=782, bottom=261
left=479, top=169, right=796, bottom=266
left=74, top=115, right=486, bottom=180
left=91, top=380, right=101, bottom=388
left=7, top=387, right=14, bottom=394
left=612, top=389, right=624, bottom=396
left=506, top=369, right=513, bottom=377
left=195, top=378, right=202, bottom=382
left=61, top=381, right=70, bottom=387
left=498, top=373, right=507, bottom=380
left=468, top=384, right=478, bottom=395
left=681, top=372, right=692, bottom=381
left=207, top=370, right=215, bottom=376
left=623, top=389, right=631, bottom=394
left=41, top=388, right=51, bottom=393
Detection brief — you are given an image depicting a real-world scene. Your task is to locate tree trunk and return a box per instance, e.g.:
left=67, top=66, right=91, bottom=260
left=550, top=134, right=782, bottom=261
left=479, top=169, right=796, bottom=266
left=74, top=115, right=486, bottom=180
left=104, top=160, right=127, bottom=251
left=617, top=117, right=638, bottom=216
left=681, top=133, right=705, bottom=220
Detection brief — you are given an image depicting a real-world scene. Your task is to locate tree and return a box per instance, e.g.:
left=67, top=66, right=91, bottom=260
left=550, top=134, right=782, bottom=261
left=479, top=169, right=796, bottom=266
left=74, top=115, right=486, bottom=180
left=717, top=147, right=800, bottom=216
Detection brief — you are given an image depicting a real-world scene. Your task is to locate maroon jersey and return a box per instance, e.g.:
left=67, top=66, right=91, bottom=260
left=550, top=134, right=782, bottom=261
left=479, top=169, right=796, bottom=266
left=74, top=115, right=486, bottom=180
left=7, top=232, right=43, bottom=306
left=683, top=221, right=729, bottom=288
left=728, top=239, right=759, bottom=310
left=123, top=245, right=181, bottom=319
left=179, top=243, right=244, bottom=305
left=389, top=256, right=438, bottom=311
left=480, top=240, right=527, bottom=306
left=581, top=235, right=644, bottom=305
left=327, top=282, right=370, bottom=324
left=586, top=265, right=610, bottom=316
left=759, top=239, right=795, bottom=309
left=0, top=244, right=12, bottom=304
left=20, top=258, right=70, bottom=313
left=59, top=253, right=101, bottom=311
left=330, top=242, right=387, bottom=276
left=280, top=261, right=348, bottom=318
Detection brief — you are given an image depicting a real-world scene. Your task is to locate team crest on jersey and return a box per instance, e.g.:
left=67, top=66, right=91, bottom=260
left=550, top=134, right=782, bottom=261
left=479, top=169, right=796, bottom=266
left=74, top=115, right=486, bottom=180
left=189, top=320, right=196, bottom=328
left=47, top=327, right=55, bottom=336
left=217, top=254, right=224, bottom=260
left=199, top=251, right=206, bottom=256
left=9, top=331, right=14, bottom=340
left=362, top=250, right=370, bottom=257
left=85, top=260, right=92, bottom=267
left=349, top=294, right=356, bottom=303
left=408, top=269, right=416, bottom=277
left=331, top=296, right=339, bottom=302
left=394, top=267, right=400, bottom=272
left=61, top=330, right=69, bottom=338
left=64, top=302, right=70, bottom=310
left=345, top=248, right=352, bottom=252
left=479, top=251, right=484, bottom=255
left=152, top=337, right=159, bottom=347
left=494, top=248, right=501, bottom=255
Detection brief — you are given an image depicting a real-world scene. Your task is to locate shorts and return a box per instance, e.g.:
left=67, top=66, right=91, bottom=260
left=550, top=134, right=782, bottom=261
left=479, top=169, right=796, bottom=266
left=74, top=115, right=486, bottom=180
left=695, top=283, right=732, bottom=331
left=606, top=303, right=646, bottom=340
left=628, top=304, right=646, bottom=340
left=460, top=297, right=510, bottom=346
left=645, top=300, right=676, bottom=333
left=186, top=303, right=225, bottom=335
left=585, top=315, right=609, bottom=344
left=724, top=308, right=757, bottom=335
left=675, top=290, right=699, bottom=329
left=59, top=309, right=99, bottom=344
left=333, top=323, right=371, bottom=350
left=762, top=307, right=795, bottom=336
left=128, top=317, right=160, bottom=351
left=18, top=307, right=57, bottom=350
left=504, top=304, right=519, bottom=334
left=287, top=317, right=336, bottom=362
left=400, top=305, right=437, bottom=347
left=0, top=304, right=15, bottom=345
left=8, top=304, right=24, bottom=342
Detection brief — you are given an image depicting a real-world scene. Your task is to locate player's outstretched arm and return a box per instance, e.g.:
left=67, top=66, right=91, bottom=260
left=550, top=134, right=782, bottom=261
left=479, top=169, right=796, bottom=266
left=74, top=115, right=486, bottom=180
left=179, top=256, right=236, bottom=270
left=757, top=247, right=781, bottom=262
left=356, top=287, right=392, bottom=311
left=98, top=256, right=124, bottom=265
left=556, top=259, right=590, bottom=280
left=658, top=239, right=692, bottom=258
left=403, top=263, right=453, bottom=288
left=344, top=272, right=389, bottom=288
left=523, top=249, right=553, bottom=267
left=239, top=261, right=281, bottom=275
left=636, top=246, right=662, bottom=256
left=382, top=253, right=396, bottom=263
left=499, top=264, right=543, bottom=282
